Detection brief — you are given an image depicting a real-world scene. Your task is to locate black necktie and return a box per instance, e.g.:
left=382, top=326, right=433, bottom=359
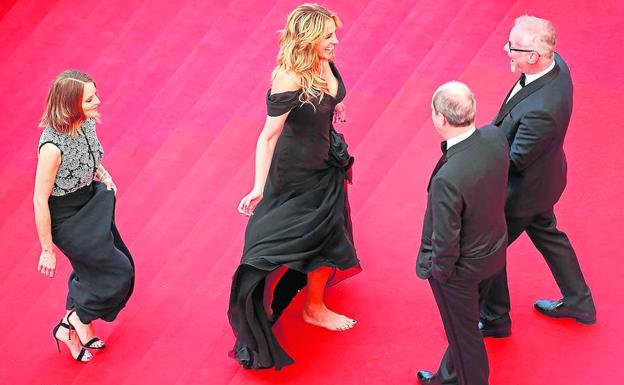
left=427, top=141, right=448, bottom=192
left=496, top=73, right=528, bottom=118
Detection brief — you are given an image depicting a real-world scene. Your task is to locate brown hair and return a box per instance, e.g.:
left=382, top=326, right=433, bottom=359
left=39, top=70, right=94, bottom=134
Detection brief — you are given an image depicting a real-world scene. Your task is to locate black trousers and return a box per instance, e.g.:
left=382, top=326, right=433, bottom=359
left=430, top=276, right=489, bottom=385
left=480, top=209, right=595, bottom=322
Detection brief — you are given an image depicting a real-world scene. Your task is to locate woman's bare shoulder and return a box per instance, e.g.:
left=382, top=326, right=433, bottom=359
left=271, top=68, right=301, bottom=94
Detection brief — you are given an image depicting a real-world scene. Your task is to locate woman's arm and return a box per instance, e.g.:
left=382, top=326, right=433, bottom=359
left=237, top=70, right=299, bottom=216
left=253, top=115, right=288, bottom=193
left=33, top=143, right=61, bottom=277
left=238, top=114, right=290, bottom=216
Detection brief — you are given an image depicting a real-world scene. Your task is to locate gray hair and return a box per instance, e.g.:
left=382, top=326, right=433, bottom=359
left=514, top=15, right=556, bottom=59
left=432, top=81, right=476, bottom=127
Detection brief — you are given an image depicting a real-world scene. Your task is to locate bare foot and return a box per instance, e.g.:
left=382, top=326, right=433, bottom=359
left=67, top=312, right=105, bottom=349
left=303, top=305, right=356, bottom=331
left=54, top=323, right=93, bottom=362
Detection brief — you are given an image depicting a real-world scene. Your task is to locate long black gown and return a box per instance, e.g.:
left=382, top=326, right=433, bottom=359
left=228, top=62, right=361, bottom=370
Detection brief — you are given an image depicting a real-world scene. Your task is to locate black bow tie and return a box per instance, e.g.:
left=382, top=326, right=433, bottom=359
left=519, top=73, right=527, bottom=87
left=441, top=140, right=448, bottom=154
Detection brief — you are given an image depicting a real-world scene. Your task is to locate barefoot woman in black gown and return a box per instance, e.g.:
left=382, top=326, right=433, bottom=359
left=228, top=4, right=361, bottom=370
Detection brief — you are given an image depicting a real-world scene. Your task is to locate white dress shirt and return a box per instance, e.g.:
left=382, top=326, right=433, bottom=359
left=506, top=60, right=556, bottom=103
left=446, top=127, right=476, bottom=150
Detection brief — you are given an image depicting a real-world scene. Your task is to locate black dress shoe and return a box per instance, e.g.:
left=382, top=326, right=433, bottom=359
left=417, top=370, right=441, bottom=384
left=534, top=299, right=596, bottom=324
left=478, top=317, right=511, bottom=338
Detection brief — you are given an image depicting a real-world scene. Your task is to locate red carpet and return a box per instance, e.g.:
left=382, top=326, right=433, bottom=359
left=0, top=0, right=622, bottom=384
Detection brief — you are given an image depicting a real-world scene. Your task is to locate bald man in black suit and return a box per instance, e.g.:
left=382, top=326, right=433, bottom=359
left=416, top=81, right=509, bottom=385
left=479, top=16, right=596, bottom=339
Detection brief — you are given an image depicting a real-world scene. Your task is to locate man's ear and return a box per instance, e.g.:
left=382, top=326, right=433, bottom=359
left=528, top=52, right=539, bottom=64
left=433, top=110, right=445, bottom=127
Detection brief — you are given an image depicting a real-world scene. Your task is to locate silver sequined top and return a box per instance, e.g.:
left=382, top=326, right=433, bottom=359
left=38, top=118, right=104, bottom=196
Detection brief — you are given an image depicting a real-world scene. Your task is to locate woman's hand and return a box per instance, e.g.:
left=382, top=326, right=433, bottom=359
left=97, top=165, right=117, bottom=194
left=238, top=189, right=263, bottom=217
left=38, top=249, right=57, bottom=278
left=101, top=175, right=117, bottom=194
left=333, top=102, right=346, bottom=124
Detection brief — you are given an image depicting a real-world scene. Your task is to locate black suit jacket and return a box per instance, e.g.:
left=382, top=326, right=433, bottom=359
left=416, top=127, right=509, bottom=283
left=493, top=53, right=572, bottom=217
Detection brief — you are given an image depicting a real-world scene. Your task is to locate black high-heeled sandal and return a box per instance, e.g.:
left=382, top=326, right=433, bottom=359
left=67, top=310, right=106, bottom=350
left=52, top=320, right=91, bottom=362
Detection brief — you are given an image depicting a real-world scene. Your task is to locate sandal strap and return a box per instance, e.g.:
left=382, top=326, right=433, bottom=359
left=76, top=347, right=88, bottom=362
left=83, top=337, right=103, bottom=348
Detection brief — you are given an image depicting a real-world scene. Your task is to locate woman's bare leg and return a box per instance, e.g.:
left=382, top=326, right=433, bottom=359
left=66, top=310, right=105, bottom=348
left=302, top=266, right=356, bottom=331
left=54, top=311, right=93, bottom=361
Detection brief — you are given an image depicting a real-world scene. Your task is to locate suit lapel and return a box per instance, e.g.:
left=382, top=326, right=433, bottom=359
left=427, top=130, right=480, bottom=191
left=493, top=60, right=561, bottom=125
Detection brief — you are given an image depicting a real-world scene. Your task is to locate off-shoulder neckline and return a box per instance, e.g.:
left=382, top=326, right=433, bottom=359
left=267, top=88, right=341, bottom=101
left=268, top=62, right=343, bottom=99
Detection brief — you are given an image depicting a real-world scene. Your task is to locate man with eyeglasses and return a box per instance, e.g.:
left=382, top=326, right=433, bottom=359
left=478, top=15, right=597, bottom=339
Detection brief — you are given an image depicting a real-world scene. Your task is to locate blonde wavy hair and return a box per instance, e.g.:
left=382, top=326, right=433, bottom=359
left=40, top=70, right=94, bottom=135
left=272, top=3, right=342, bottom=106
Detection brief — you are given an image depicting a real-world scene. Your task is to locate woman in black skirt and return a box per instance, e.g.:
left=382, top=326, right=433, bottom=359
left=228, top=4, right=361, bottom=370
left=33, top=70, right=134, bottom=362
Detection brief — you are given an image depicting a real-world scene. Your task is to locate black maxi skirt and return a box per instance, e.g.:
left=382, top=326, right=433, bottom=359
left=228, top=162, right=361, bottom=370
left=48, top=182, right=135, bottom=323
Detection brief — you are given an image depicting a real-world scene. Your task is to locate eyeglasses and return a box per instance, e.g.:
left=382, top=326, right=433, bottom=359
left=506, top=41, right=541, bottom=57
